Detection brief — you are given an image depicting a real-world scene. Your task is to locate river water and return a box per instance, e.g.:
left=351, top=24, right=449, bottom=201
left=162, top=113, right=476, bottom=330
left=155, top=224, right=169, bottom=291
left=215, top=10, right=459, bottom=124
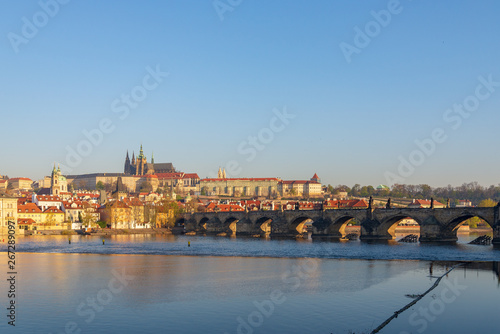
left=1, top=234, right=499, bottom=333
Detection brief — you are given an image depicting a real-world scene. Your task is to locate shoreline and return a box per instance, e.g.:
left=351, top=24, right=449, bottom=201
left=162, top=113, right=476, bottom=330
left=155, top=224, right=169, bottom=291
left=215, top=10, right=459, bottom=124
left=17, top=227, right=173, bottom=236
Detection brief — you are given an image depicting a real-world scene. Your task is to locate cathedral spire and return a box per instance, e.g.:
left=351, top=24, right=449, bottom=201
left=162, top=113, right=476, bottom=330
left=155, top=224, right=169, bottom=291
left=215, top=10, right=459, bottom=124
left=131, top=151, right=136, bottom=164
left=151, top=152, right=155, bottom=164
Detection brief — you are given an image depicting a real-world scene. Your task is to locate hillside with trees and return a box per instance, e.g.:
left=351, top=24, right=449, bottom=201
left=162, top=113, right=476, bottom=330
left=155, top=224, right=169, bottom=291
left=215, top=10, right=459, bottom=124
left=327, top=182, right=500, bottom=206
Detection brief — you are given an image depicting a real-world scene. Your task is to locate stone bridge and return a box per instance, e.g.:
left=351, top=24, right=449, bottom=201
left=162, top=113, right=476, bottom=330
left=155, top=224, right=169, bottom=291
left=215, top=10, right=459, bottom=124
left=178, top=207, right=500, bottom=243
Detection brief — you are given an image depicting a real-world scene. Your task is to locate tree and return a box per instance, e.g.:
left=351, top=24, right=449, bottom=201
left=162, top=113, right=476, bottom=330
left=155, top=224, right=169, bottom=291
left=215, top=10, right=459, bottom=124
left=289, top=188, right=297, bottom=196
left=351, top=184, right=361, bottom=197
left=96, top=181, right=105, bottom=190
left=479, top=199, right=496, bottom=207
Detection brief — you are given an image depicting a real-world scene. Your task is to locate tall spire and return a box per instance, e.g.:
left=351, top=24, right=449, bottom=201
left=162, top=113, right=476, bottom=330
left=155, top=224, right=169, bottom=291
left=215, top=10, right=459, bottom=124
left=124, top=150, right=131, bottom=174
left=151, top=152, right=155, bottom=164
left=131, top=151, right=136, bottom=164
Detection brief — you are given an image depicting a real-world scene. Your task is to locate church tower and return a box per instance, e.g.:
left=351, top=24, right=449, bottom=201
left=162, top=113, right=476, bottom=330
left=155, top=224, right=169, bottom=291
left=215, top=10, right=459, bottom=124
left=135, top=145, right=148, bottom=176
left=50, top=164, right=67, bottom=196
left=124, top=150, right=131, bottom=174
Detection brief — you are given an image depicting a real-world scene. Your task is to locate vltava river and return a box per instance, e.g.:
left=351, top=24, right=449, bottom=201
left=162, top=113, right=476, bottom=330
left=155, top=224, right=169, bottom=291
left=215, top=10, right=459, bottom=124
left=1, top=235, right=499, bottom=333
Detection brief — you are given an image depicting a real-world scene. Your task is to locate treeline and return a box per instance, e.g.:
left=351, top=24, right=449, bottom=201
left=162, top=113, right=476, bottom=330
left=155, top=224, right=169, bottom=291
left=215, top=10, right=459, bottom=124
left=327, top=182, right=500, bottom=206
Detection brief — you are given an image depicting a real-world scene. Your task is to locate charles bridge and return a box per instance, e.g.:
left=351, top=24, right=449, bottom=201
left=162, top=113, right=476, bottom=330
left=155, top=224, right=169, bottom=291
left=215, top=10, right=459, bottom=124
left=178, top=206, right=500, bottom=244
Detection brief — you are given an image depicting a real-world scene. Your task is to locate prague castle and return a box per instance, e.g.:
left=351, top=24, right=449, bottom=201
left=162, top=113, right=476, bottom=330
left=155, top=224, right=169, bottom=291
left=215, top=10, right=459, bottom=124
left=43, top=145, right=200, bottom=194
left=124, top=145, right=175, bottom=176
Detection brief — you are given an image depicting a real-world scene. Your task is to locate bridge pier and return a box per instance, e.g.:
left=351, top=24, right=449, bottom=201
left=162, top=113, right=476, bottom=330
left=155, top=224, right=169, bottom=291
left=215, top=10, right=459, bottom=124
left=419, top=225, right=457, bottom=242
left=492, top=225, right=500, bottom=245
left=359, top=220, right=393, bottom=240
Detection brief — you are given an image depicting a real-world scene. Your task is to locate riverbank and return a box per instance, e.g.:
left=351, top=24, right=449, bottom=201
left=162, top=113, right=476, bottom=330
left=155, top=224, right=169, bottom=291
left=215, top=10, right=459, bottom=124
left=23, top=228, right=173, bottom=236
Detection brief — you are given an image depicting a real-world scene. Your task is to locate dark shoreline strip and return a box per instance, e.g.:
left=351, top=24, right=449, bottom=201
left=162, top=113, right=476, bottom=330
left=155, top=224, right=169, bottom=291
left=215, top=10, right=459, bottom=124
left=370, top=262, right=465, bottom=334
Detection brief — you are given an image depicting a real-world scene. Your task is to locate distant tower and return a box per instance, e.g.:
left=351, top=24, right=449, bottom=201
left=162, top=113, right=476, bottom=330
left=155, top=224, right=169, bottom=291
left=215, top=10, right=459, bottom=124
left=131, top=151, right=136, bottom=165
left=218, top=167, right=223, bottom=179
left=222, top=168, right=226, bottom=179
left=124, top=150, right=131, bottom=174
left=311, top=173, right=320, bottom=183
left=135, top=145, right=147, bottom=176
left=112, top=176, right=128, bottom=200
left=51, top=164, right=67, bottom=196
left=151, top=152, right=155, bottom=164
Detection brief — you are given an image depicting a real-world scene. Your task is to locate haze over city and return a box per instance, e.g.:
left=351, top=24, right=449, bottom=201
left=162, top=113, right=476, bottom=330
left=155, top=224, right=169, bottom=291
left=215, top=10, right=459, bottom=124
left=1, top=0, right=499, bottom=187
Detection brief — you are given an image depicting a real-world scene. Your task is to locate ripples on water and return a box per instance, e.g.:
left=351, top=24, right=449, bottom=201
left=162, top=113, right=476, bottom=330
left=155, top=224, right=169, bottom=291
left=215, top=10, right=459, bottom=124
left=10, top=232, right=500, bottom=262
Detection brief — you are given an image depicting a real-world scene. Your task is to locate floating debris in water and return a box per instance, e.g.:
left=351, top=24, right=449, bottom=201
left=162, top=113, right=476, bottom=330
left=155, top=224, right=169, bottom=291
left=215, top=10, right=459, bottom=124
left=399, top=234, right=418, bottom=243
left=469, top=235, right=491, bottom=245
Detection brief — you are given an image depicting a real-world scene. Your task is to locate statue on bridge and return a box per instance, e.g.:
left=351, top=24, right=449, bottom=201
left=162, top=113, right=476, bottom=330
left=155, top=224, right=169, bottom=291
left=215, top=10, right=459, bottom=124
left=369, top=196, right=373, bottom=209
left=385, top=198, right=391, bottom=209
left=430, top=197, right=434, bottom=209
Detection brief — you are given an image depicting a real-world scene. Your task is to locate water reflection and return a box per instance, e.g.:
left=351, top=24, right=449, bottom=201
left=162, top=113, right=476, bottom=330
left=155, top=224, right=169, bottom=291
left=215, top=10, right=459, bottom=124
left=1, top=253, right=498, bottom=334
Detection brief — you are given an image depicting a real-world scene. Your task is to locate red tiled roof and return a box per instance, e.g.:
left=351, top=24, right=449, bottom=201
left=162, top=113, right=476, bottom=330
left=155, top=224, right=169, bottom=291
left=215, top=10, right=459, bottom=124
left=183, top=173, right=200, bottom=179
left=18, top=203, right=42, bottom=213
left=312, top=173, right=319, bottom=179
left=110, top=201, right=131, bottom=209
left=18, top=218, right=36, bottom=225
left=43, top=206, right=63, bottom=214
left=9, top=177, right=32, bottom=181
left=36, top=195, right=61, bottom=202
left=202, top=178, right=279, bottom=182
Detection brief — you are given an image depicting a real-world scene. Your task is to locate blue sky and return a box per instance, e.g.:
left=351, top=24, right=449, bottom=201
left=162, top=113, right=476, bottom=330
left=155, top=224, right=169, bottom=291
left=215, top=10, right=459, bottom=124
left=1, top=0, right=499, bottom=188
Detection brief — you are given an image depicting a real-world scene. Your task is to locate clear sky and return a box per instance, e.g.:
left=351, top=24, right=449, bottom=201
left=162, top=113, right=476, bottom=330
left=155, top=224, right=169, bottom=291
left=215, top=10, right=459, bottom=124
left=1, top=0, right=499, bottom=188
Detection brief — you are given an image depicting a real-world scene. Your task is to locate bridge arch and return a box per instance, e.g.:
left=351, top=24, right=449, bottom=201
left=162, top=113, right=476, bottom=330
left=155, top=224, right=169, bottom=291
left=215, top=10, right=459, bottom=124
left=175, top=218, right=187, bottom=227
left=289, top=216, right=315, bottom=235
left=320, top=215, right=357, bottom=239
left=198, top=216, right=210, bottom=233
left=224, top=217, right=240, bottom=236
left=378, top=215, right=422, bottom=239
left=254, top=216, right=273, bottom=235
left=444, top=213, right=493, bottom=237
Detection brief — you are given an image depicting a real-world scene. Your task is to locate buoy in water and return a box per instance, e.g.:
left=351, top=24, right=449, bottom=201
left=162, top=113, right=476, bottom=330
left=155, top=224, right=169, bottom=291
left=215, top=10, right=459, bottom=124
left=188, top=241, right=190, bottom=247
left=102, top=239, right=105, bottom=245
left=69, top=238, right=71, bottom=244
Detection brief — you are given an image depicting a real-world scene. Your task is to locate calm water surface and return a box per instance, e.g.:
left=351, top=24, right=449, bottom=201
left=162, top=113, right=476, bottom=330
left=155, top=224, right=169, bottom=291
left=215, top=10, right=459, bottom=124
left=0, top=235, right=499, bottom=333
